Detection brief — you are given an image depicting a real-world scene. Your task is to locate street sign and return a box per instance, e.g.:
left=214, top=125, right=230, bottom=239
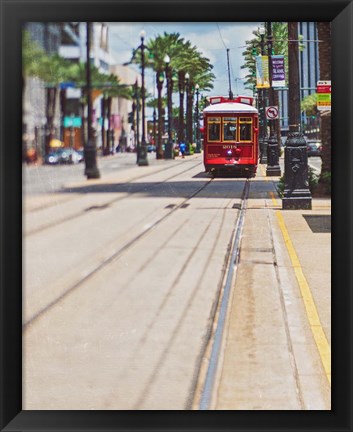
left=63, top=116, right=82, bottom=128
left=317, top=80, right=331, bottom=111
left=271, top=55, right=286, bottom=88
left=256, top=56, right=270, bottom=89
left=317, top=80, right=331, bottom=92
left=60, top=82, right=75, bottom=90
left=266, top=106, right=279, bottom=120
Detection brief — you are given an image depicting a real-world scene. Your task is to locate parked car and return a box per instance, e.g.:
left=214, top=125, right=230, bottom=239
left=45, top=148, right=82, bottom=165
left=76, top=149, right=84, bottom=162
left=306, top=141, right=322, bottom=157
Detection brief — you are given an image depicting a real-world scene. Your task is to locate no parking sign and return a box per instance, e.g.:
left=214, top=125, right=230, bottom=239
left=265, top=106, right=279, bottom=120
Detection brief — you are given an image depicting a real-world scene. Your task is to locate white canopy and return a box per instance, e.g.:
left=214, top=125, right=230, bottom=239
left=203, top=102, right=257, bottom=114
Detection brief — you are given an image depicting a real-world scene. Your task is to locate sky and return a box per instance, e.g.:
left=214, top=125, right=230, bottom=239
left=108, top=22, right=261, bottom=100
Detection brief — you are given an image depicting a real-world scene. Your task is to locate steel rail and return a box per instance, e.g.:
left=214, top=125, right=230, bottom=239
left=198, top=178, right=250, bottom=410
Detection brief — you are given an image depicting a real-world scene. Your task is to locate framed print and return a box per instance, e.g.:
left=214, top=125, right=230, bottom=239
left=1, top=0, right=352, bottom=431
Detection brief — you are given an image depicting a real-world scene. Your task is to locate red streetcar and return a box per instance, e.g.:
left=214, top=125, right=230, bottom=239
left=203, top=95, right=259, bottom=177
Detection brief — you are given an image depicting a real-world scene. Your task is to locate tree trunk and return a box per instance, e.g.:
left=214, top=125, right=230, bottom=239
left=45, top=86, right=57, bottom=156
left=178, top=71, right=185, bottom=144
left=59, top=88, right=66, bottom=142
left=101, top=96, right=108, bottom=155
left=317, top=22, right=331, bottom=180
left=106, top=96, right=112, bottom=154
left=187, top=89, right=194, bottom=146
left=274, top=90, right=281, bottom=148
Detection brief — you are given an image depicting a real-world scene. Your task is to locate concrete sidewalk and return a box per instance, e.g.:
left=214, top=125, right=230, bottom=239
left=211, top=164, right=331, bottom=410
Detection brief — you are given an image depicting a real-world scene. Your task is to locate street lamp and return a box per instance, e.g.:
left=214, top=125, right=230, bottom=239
left=185, top=72, right=190, bottom=155
left=164, top=54, right=174, bottom=159
left=137, top=29, right=148, bottom=166
left=265, top=22, right=281, bottom=176
left=156, top=71, right=164, bottom=159
left=195, top=83, right=201, bottom=153
left=258, top=26, right=268, bottom=164
left=84, top=22, right=100, bottom=179
left=282, top=22, right=312, bottom=209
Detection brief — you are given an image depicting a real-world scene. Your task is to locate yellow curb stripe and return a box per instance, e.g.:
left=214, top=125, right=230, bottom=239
left=260, top=162, right=331, bottom=384
left=276, top=210, right=331, bottom=385
left=269, top=191, right=280, bottom=208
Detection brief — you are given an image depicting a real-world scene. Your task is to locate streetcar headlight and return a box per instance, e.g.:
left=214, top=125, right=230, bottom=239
left=227, top=150, right=232, bottom=156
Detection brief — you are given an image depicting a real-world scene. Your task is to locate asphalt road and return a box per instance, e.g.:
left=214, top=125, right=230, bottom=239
left=22, top=153, right=330, bottom=410
left=23, top=153, right=247, bottom=409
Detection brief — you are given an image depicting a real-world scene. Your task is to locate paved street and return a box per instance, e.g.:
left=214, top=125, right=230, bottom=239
left=22, top=153, right=331, bottom=410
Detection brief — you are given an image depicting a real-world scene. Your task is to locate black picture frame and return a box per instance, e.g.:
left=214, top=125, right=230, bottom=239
left=1, top=0, right=352, bottom=431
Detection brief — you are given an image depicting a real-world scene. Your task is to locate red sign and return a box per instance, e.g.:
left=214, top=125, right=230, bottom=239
left=317, top=85, right=331, bottom=93
left=317, top=80, right=331, bottom=93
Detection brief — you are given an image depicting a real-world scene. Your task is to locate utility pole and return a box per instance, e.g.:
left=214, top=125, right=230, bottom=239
left=282, top=22, right=312, bottom=209
left=258, top=27, right=268, bottom=164
left=137, top=30, right=148, bottom=166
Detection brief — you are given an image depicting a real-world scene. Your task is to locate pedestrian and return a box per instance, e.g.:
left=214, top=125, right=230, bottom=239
left=179, top=142, right=186, bottom=158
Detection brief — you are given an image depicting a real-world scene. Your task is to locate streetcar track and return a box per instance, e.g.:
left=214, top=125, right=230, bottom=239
left=198, top=179, right=250, bottom=410
left=130, top=198, right=234, bottom=409
left=23, top=175, right=214, bottom=329
left=25, top=159, right=200, bottom=214
left=24, top=162, right=203, bottom=237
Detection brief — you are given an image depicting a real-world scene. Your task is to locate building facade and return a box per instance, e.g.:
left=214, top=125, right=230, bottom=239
left=278, top=22, right=320, bottom=140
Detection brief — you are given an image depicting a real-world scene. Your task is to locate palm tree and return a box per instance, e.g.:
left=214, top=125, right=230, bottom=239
left=34, top=53, right=76, bottom=155
left=145, top=32, right=186, bottom=158
left=23, top=32, right=76, bottom=155
left=98, top=74, right=131, bottom=155
left=242, top=24, right=288, bottom=146
left=181, top=55, right=215, bottom=151
left=317, top=22, right=331, bottom=191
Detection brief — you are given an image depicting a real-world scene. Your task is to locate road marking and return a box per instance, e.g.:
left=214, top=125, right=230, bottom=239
left=259, top=163, right=331, bottom=385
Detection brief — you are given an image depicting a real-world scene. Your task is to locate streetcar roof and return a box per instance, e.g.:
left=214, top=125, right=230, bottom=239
left=203, top=102, right=257, bottom=114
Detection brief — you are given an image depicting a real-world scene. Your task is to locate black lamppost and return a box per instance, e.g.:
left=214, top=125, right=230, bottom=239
left=137, top=30, right=148, bottom=166
left=195, top=83, right=201, bottom=153
left=156, top=71, right=164, bottom=159
left=185, top=72, right=190, bottom=155
left=282, top=22, right=312, bottom=209
left=258, top=26, right=268, bottom=164
left=265, top=22, right=281, bottom=176
left=84, top=22, right=100, bottom=179
left=164, top=54, right=174, bottom=159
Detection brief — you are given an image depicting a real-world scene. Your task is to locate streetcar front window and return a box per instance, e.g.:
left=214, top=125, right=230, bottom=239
left=223, top=117, right=237, bottom=141
left=239, top=117, right=252, bottom=142
left=208, top=117, right=221, bottom=141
